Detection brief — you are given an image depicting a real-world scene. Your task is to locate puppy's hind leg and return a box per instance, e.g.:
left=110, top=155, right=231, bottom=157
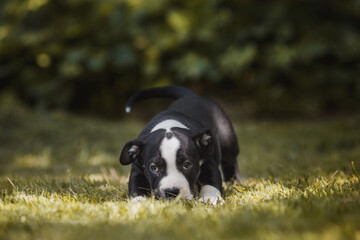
left=220, top=141, right=241, bottom=182
left=215, top=108, right=241, bottom=182
left=221, top=155, right=241, bottom=182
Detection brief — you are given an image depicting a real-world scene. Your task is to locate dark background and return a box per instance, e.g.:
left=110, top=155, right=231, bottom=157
left=1, top=0, right=359, bottom=118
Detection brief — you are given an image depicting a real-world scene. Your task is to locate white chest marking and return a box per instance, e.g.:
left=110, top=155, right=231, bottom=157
left=151, top=119, right=188, bottom=132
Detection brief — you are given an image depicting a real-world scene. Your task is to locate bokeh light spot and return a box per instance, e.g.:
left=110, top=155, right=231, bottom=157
left=36, top=53, right=52, bottom=68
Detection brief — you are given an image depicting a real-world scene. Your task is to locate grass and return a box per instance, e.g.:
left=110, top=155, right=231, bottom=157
left=1, top=105, right=360, bottom=240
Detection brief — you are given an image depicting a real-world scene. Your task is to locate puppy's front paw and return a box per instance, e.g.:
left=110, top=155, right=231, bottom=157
left=131, top=196, right=146, bottom=203
left=199, top=196, right=224, bottom=205
left=199, top=185, right=224, bottom=205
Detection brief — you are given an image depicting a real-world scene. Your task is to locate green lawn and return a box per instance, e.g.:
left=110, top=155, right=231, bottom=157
left=1, top=106, right=360, bottom=240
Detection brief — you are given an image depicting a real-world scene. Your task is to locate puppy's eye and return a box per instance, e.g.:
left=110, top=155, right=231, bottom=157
left=149, top=163, right=159, bottom=173
left=183, top=160, right=193, bottom=170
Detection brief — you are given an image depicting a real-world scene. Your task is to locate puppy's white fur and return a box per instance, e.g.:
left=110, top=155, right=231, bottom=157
left=158, top=134, right=193, bottom=199
left=131, top=196, right=146, bottom=203
left=199, top=185, right=224, bottom=205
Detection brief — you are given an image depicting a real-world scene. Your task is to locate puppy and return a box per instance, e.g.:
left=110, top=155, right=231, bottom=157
left=120, top=85, right=240, bottom=204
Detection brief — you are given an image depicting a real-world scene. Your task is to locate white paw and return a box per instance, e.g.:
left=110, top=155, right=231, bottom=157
left=131, top=196, right=146, bottom=203
left=199, top=196, right=224, bottom=205
left=199, top=185, right=224, bottom=205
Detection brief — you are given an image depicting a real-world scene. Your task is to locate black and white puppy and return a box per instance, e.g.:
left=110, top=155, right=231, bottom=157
left=120, top=85, right=240, bottom=204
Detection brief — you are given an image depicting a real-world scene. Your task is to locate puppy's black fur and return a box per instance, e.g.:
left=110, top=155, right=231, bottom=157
left=120, top=85, right=240, bottom=199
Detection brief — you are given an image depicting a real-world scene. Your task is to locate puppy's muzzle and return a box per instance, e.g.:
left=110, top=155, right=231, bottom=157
left=164, top=187, right=180, bottom=198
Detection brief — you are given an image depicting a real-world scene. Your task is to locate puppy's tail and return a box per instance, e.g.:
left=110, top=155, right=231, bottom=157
left=125, top=85, right=195, bottom=113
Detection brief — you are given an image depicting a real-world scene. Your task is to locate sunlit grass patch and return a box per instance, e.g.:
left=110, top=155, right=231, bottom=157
left=1, top=173, right=359, bottom=240
left=1, top=108, right=360, bottom=239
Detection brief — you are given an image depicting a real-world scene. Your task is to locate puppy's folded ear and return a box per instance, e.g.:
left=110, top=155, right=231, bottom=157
left=120, top=140, right=143, bottom=165
left=193, top=129, right=213, bottom=151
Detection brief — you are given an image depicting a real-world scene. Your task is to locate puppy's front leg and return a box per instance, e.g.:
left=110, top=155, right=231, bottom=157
left=198, top=160, right=224, bottom=205
left=128, top=164, right=150, bottom=202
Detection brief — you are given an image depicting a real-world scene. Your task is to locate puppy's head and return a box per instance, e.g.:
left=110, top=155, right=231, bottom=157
left=120, top=128, right=212, bottom=199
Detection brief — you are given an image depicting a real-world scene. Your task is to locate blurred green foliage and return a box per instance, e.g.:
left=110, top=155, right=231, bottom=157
left=0, top=0, right=359, bottom=116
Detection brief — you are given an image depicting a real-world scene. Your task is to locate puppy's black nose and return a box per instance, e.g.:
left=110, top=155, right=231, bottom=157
left=164, top=188, right=180, bottom=198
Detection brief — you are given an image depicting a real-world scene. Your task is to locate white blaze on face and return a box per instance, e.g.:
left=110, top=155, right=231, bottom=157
left=158, top=135, right=193, bottom=199
left=151, top=119, right=192, bottom=199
